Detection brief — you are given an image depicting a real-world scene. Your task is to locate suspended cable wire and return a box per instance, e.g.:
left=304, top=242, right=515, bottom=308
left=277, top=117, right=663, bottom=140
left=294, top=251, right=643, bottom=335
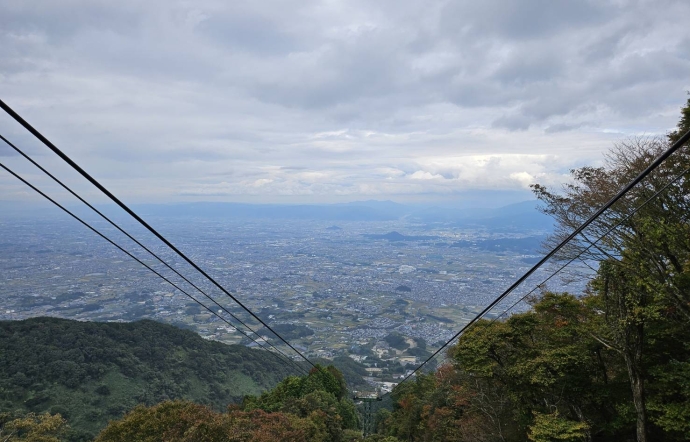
left=0, top=133, right=290, bottom=360
left=490, top=163, right=690, bottom=324
left=0, top=160, right=308, bottom=375
left=0, top=99, right=316, bottom=369
left=387, top=129, right=690, bottom=393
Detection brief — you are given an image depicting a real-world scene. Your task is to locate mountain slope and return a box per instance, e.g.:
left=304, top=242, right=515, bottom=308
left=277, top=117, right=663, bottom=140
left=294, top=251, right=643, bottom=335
left=0, top=317, right=301, bottom=441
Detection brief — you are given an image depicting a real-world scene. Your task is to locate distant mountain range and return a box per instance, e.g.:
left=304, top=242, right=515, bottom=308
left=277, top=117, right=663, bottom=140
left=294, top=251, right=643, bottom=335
left=408, top=200, right=554, bottom=231
left=127, top=199, right=553, bottom=231
left=130, top=200, right=406, bottom=221
left=0, top=199, right=554, bottom=231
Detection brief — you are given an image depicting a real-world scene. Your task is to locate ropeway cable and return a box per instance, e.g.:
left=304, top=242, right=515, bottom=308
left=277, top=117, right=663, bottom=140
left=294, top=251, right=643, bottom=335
left=0, top=160, right=307, bottom=374
left=0, top=98, right=317, bottom=369
left=0, top=133, right=292, bottom=361
left=0, top=160, right=308, bottom=375
left=386, top=128, right=690, bottom=394
left=489, top=163, right=690, bottom=324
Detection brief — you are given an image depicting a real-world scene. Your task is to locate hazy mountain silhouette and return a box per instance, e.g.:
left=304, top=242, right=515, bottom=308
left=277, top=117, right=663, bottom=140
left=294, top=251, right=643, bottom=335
left=126, top=199, right=552, bottom=231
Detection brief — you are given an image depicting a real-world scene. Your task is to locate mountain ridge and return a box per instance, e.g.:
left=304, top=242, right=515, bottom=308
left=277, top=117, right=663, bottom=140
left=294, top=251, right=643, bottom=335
left=0, top=317, right=302, bottom=441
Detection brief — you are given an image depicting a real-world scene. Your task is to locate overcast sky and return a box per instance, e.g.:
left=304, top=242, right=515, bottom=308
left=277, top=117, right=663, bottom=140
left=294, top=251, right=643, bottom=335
left=1, top=0, right=689, bottom=206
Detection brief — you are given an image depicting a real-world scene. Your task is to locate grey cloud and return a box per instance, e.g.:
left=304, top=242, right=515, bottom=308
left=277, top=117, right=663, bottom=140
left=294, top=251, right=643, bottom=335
left=440, top=0, right=615, bottom=40
left=246, top=30, right=407, bottom=109
left=492, top=50, right=564, bottom=85
left=579, top=25, right=632, bottom=64
left=446, top=80, right=517, bottom=108
left=0, top=144, right=22, bottom=158
left=492, top=114, right=532, bottom=131
left=0, top=0, right=141, bottom=42
left=198, top=13, right=305, bottom=56
left=544, top=122, right=588, bottom=134
left=677, top=37, right=690, bottom=61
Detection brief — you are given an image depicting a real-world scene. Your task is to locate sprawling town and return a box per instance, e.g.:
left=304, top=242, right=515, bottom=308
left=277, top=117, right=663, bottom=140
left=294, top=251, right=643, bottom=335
left=0, top=210, right=588, bottom=394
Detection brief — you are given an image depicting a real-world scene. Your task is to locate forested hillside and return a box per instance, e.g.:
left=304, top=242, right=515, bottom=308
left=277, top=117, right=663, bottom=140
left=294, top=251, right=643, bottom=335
left=374, top=99, right=690, bottom=441
left=0, top=317, right=301, bottom=441
left=92, top=364, right=361, bottom=442
left=0, top=361, right=363, bottom=442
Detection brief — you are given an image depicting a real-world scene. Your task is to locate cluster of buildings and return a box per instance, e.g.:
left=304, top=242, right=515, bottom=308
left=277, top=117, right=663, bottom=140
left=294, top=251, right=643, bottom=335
left=2, top=216, right=571, bottom=392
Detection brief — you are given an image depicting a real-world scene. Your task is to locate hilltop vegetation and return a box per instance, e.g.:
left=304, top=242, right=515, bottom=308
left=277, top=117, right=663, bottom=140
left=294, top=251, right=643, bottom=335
left=380, top=290, right=690, bottom=441
left=0, top=364, right=363, bottom=442
left=374, top=98, right=690, bottom=441
left=0, top=318, right=302, bottom=441
left=93, top=364, right=360, bottom=442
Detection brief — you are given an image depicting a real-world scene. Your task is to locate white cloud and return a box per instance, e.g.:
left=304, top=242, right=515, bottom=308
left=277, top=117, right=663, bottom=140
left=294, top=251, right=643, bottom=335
left=408, top=171, right=443, bottom=180
left=510, top=172, right=536, bottom=188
